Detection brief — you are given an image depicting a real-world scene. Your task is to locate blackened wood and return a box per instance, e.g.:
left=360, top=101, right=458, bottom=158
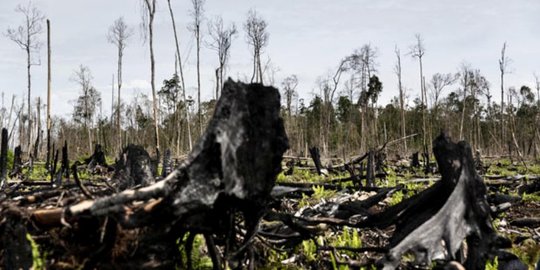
left=61, top=80, right=288, bottom=268
left=113, top=144, right=155, bottom=190
left=51, top=148, right=59, bottom=182
left=85, top=144, right=107, bottom=169
left=362, top=133, right=502, bottom=269
left=72, top=161, right=94, bottom=199
left=1, top=207, right=33, bottom=270
left=161, top=149, right=172, bottom=178
left=309, top=147, right=323, bottom=175
left=10, top=146, right=22, bottom=178
left=366, top=149, right=375, bottom=187
left=510, top=217, right=540, bottom=228
left=61, top=140, right=69, bottom=179
left=0, top=128, right=8, bottom=188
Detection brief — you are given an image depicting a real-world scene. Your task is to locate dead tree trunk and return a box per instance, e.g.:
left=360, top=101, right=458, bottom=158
left=309, top=147, right=323, bottom=175
left=10, top=145, right=22, bottom=178
left=61, top=141, right=69, bottom=180
left=0, top=128, right=8, bottom=188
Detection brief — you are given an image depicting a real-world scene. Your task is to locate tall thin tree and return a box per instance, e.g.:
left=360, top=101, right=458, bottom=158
left=5, top=2, right=45, bottom=152
left=499, top=42, right=510, bottom=152
left=409, top=34, right=427, bottom=152
left=166, top=0, right=192, bottom=151
left=189, top=0, right=205, bottom=135
left=108, top=17, right=133, bottom=151
left=208, top=16, right=237, bottom=99
left=141, top=0, right=160, bottom=157
left=244, top=9, right=269, bottom=84
left=394, top=46, right=407, bottom=153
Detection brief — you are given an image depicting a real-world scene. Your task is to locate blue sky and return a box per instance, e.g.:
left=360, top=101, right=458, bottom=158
left=0, top=0, right=539, bottom=118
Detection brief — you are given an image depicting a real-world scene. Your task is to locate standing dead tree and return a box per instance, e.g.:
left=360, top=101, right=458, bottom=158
left=141, top=0, right=160, bottom=159
left=394, top=46, right=407, bottom=154
left=244, top=9, right=269, bottom=84
left=5, top=2, right=45, bottom=153
left=499, top=42, right=511, bottom=154
left=71, top=65, right=101, bottom=153
left=108, top=17, right=133, bottom=152
left=166, top=0, right=192, bottom=151
left=46, top=19, right=52, bottom=174
left=208, top=16, right=237, bottom=99
left=409, top=34, right=429, bottom=169
left=189, top=0, right=205, bottom=135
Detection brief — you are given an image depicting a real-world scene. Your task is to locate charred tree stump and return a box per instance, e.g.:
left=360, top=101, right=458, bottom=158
left=85, top=144, right=107, bottom=171
left=309, top=147, right=323, bottom=175
left=366, top=149, right=376, bottom=187
left=113, top=144, right=155, bottom=190
left=53, top=80, right=288, bottom=268
left=358, top=133, right=504, bottom=269
left=1, top=207, right=33, bottom=270
left=161, top=149, right=172, bottom=178
left=10, top=145, right=22, bottom=178
left=0, top=128, right=8, bottom=188
left=61, top=141, right=69, bottom=180
left=422, top=149, right=431, bottom=174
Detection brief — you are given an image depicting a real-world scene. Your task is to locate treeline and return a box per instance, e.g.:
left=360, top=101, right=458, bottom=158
left=3, top=2, right=539, bottom=162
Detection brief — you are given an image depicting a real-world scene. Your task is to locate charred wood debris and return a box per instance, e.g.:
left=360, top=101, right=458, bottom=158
left=0, top=80, right=539, bottom=269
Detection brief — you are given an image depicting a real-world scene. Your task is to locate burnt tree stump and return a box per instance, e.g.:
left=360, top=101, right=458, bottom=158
left=85, top=144, right=107, bottom=170
left=10, top=145, right=22, bottom=178
left=359, top=133, right=504, bottom=269
left=59, top=80, right=288, bottom=268
left=309, top=147, right=323, bottom=175
left=113, top=144, right=155, bottom=190
left=0, top=128, right=8, bottom=188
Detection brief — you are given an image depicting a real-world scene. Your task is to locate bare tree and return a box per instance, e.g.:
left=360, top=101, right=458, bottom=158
left=167, top=0, right=192, bottom=151
left=5, top=1, right=45, bottom=152
left=108, top=17, right=133, bottom=151
left=141, top=0, right=160, bottom=157
left=71, top=65, right=101, bottom=153
left=244, top=9, right=269, bottom=84
left=208, top=16, right=237, bottom=99
left=429, top=73, right=457, bottom=109
left=281, top=75, right=298, bottom=118
left=409, top=34, right=427, bottom=153
left=394, top=46, right=407, bottom=153
left=189, top=0, right=205, bottom=135
left=499, top=42, right=511, bottom=150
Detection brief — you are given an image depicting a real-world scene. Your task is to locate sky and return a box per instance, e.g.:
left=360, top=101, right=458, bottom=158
left=0, top=0, right=539, bottom=119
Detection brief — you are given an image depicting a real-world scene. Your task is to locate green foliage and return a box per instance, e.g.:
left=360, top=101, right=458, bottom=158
left=522, top=192, right=540, bottom=202
left=388, top=190, right=404, bottom=206
left=485, top=256, right=498, bottom=270
left=27, top=233, right=46, bottom=270
left=332, top=227, right=361, bottom=249
left=301, top=239, right=317, bottom=262
left=512, top=238, right=540, bottom=267
left=276, top=171, right=287, bottom=182
left=7, top=149, right=13, bottom=171
left=177, top=234, right=213, bottom=270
